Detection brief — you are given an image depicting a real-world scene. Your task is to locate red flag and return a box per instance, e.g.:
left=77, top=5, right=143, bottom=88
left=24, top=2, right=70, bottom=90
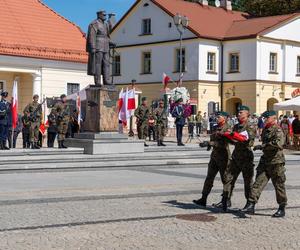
left=11, top=79, right=18, bottom=129
left=162, top=73, right=171, bottom=89
left=127, top=89, right=136, bottom=112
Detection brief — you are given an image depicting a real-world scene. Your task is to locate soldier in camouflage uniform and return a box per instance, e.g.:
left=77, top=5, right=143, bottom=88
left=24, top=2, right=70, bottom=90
left=242, top=111, right=287, bottom=217
left=134, top=97, right=150, bottom=147
left=52, top=94, right=70, bottom=149
left=23, top=95, right=42, bottom=149
left=221, top=106, right=256, bottom=212
left=193, top=111, right=231, bottom=207
left=153, top=99, right=168, bottom=146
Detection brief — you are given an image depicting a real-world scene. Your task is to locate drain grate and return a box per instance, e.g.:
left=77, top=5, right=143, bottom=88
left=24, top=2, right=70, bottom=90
left=176, top=213, right=217, bottom=222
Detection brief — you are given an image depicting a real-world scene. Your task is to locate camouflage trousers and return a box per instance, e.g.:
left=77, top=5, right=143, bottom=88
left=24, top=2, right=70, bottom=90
left=29, top=121, right=41, bottom=143
left=202, top=153, right=229, bottom=197
left=249, top=163, right=287, bottom=205
left=137, top=123, right=148, bottom=140
left=155, top=124, right=165, bottom=141
left=57, top=121, right=68, bottom=141
left=223, top=158, right=254, bottom=200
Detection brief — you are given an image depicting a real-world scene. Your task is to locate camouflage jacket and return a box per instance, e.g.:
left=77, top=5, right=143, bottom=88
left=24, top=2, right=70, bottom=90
left=210, top=123, right=231, bottom=158
left=260, top=124, right=285, bottom=165
left=153, top=107, right=167, bottom=126
left=134, top=105, right=150, bottom=125
left=23, top=101, right=42, bottom=122
left=52, top=101, right=70, bottom=123
left=231, top=121, right=256, bottom=161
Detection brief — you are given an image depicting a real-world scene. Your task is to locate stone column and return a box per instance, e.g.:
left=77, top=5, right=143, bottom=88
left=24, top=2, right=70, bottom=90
left=32, top=71, right=42, bottom=97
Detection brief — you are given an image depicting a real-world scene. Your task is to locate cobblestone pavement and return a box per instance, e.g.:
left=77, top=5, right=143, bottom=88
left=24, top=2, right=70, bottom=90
left=0, top=157, right=299, bottom=249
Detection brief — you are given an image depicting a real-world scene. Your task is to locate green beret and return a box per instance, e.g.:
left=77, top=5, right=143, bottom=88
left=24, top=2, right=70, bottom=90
left=60, top=94, right=67, bottom=99
left=33, top=94, right=39, bottom=99
left=238, top=105, right=250, bottom=111
left=262, top=110, right=277, bottom=118
left=141, top=97, right=147, bottom=102
left=216, top=111, right=228, bottom=117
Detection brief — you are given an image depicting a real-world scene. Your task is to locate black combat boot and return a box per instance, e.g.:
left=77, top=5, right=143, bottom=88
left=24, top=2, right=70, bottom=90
left=144, top=142, right=149, bottom=147
left=34, top=142, right=40, bottom=149
left=193, top=196, right=207, bottom=207
left=157, top=140, right=161, bottom=146
left=213, top=199, right=231, bottom=209
left=0, top=141, right=3, bottom=150
left=160, top=141, right=166, bottom=146
left=241, top=201, right=255, bottom=215
left=272, top=205, right=285, bottom=218
left=31, top=142, right=35, bottom=149
left=2, top=141, right=9, bottom=150
left=221, top=193, right=229, bottom=212
left=58, top=141, right=62, bottom=149
left=61, top=141, right=68, bottom=149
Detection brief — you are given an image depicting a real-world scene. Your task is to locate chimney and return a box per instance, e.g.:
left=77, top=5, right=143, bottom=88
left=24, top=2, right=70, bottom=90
left=199, top=0, right=208, bottom=5
left=220, top=0, right=232, bottom=11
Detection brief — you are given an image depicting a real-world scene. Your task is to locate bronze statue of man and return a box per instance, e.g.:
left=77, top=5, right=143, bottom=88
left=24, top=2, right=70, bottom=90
left=86, top=10, right=115, bottom=85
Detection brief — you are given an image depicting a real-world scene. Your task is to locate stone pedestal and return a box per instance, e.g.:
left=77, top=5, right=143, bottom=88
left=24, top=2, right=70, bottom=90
left=66, top=85, right=144, bottom=155
left=84, top=85, right=119, bottom=132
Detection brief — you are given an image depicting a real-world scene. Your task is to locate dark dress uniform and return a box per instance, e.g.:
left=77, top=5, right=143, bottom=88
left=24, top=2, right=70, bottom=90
left=194, top=112, right=231, bottom=207
left=0, top=94, right=11, bottom=150
left=153, top=106, right=168, bottom=146
left=172, top=103, right=186, bottom=146
left=134, top=104, right=150, bottom=140
left=243, top=111, right=287, bottom=217
left=52, top=101, right=70, bottom=148
left=222, top=119, right=256, bottom=209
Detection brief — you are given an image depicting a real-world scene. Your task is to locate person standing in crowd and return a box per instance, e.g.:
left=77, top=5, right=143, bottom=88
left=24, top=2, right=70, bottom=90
left=148, top=114, right=156, bottom=141
left=52, top=94, right=70, bottom=149
left=195, top=111, right=203, bottom=136
left=23, top=95, right=42, bottom=149
left=0, top=91, right=11, bottom=150
left=8, top=114, right=22, bottom=148
left=202, top=112, right=208, bottom=136
left=193, top=111, right=231, bottom=208
left=172, top=98, right=186, bottom=146
left=153, top=99, right=168, bottom=146
left=280, top=115, right=290, bottom=147
left=221, top=106, right=256, bottom=212
left=288, top=114, right=295, bottom=125
left=134, top=97, right=150, bottom=147
left=47, top=110, right=58, bottom=148
left=22, top=113, right=31, bottom=148
left=292, top=115, right=300, bottom=150
left=187, top=114, right=196, bottom=140
left=242, top=111, right=287, bottom=217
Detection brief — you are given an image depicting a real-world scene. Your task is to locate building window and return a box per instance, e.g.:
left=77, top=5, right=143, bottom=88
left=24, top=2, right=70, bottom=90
left=297, top=56, right=300, bottom=75
left=269, top=53, right=277, bottom=73
left=112, top=55, right=121, bottom=76
left=142, top=52, right=152, bottom=74
left=175, top=48, right=186, bottom=73
left=207, top=52, right=216, bottom=72
left=67, top=83, right=80, bottom=95
left=229, top=53, right=239, bottom=72
left=141, top=19, right=151, bottom=35
left=0, top=81, right=5, bottom=92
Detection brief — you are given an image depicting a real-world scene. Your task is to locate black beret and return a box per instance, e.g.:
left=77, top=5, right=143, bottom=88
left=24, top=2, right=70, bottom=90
left=1, top=91, right=8, bottom=97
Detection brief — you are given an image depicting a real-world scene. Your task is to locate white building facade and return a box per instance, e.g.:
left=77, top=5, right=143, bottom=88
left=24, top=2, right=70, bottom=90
left=111, top=0, right=300, bottom=114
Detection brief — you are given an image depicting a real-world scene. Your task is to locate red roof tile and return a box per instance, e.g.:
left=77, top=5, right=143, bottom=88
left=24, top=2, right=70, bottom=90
left=0, top=0, right=87, bottom=63
left=114, top=0, right=300, bottom=41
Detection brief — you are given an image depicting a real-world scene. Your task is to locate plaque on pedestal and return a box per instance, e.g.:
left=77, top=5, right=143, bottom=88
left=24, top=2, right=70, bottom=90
left=83, top=85, right=119, bottom=132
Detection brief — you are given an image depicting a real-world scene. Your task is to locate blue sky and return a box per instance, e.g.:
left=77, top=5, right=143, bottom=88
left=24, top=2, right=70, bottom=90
left=42, top=0, right=136, bottom=32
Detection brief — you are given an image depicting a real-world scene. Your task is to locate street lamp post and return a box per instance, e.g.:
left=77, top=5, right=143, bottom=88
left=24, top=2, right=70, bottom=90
left=173, top=14, right=189, bottom=86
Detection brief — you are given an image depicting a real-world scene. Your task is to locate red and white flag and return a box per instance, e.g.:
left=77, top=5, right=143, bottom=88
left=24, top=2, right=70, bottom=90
left=118, top=88, right=128, bottom=125
left=76, top=93, right=81, bottom=128
left=118, top=88, right=124, bottom=112
left=11, top=79, right=18, bottom=129
left=162, top=73, right=171, bottom=89
left=127, top=88, right=136, bottom=115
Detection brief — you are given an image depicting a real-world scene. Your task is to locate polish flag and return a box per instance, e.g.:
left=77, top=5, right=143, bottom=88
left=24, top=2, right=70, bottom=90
left=118, top=88, right=124, bottom=112
left=162, top=73, right=171, bottom=89
left=40, top=100, right=48, bottom=135
left=11, top=79, right=18, bottom=129
left=127, top=89, right=136, bottom=115
left=76, top=93, right=81, bottom=128
left=118, top=88, right=128, bottom=125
